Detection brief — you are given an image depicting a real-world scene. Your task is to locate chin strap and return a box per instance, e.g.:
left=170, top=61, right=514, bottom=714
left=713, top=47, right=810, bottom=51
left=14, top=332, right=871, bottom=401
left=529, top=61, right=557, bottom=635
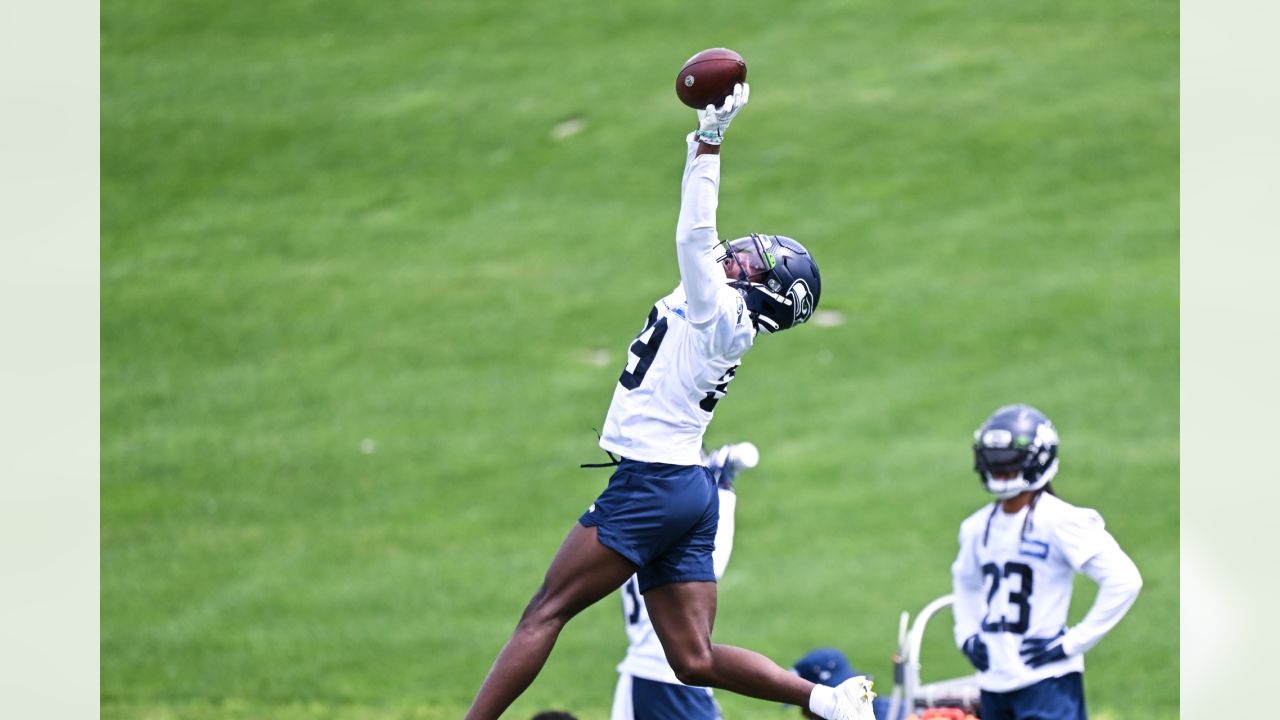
left=738, top=282, right=790, bottom=334
left=981, top=486, right=1050, bottom=546
left=752, top=311, right=779, bottom=334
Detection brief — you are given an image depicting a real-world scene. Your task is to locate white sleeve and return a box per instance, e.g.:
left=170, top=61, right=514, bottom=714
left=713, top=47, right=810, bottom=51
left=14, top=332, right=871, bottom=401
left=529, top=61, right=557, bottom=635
left=1061, top=542, right=1143, bottom=656
left=951, top=522, right=985, bottom=647
left=711, top=488, right=737, bottom=579
left=680, top=132, right=699, bottom=196
left=1053, top=507, right=1111, bottom=571
left=675, top=137, right=724, bottom=326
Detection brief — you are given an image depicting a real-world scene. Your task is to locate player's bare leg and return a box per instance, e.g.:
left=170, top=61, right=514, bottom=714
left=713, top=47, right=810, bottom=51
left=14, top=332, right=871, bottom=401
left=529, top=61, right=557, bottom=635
left=464, top=523, right=639, bottom=720
left=643, top=580, right=815, bottom=705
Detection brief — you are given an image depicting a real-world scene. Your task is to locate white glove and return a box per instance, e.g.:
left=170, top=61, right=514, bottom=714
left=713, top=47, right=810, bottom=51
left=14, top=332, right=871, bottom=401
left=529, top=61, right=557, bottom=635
left=694, top=82, right=749, bottom=146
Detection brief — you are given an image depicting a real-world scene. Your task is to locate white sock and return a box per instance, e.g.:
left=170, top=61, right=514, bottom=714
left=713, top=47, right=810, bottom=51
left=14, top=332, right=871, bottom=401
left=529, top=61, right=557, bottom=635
left=809, top=684, right=837, bottom=719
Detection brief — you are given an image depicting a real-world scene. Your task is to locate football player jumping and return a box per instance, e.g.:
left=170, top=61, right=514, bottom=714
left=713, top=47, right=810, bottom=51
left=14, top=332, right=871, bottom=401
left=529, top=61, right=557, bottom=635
left=951, top=405, right=1143, bottom=720
left=465, top=84, right=875, bottom=720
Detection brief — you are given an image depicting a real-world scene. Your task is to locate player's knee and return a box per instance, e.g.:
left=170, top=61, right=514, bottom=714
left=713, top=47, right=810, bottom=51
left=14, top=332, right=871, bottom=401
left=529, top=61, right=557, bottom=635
left=516, top=585, right=573, bottom=632
left=667, top=648, right=716, bottom=687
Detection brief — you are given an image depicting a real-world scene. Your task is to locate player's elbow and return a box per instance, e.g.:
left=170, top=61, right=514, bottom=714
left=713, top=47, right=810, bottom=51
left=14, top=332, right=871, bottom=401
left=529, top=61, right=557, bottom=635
left=1106, top=565, right=1144, bottom=599
left=1121, top=555, right=1144, bottom=591
left=676, top=224, right=716, bottom=248
left=1123, top=567, right=1144, bottom=596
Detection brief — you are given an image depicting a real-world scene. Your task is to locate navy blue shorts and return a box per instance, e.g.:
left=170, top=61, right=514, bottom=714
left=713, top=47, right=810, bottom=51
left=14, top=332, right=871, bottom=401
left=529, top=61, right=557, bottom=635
left=980, top=672, right=1087, bottom=720
left=631, top=676, right=720, bottom=720
left=579, top=459, right=719, bottom=593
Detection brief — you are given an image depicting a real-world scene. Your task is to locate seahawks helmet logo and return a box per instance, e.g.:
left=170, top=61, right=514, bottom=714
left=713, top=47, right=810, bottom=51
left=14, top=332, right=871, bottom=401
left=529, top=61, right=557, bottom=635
left=789, top=279, right=815, bottom=326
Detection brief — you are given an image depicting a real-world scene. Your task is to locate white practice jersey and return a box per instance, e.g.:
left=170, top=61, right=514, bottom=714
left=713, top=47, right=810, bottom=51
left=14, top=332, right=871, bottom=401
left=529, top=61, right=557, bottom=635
left=599, top=137, right=755, bottom=467
left=951, top=492, right=1142, bottom=693
left=615, top=489, right=737, bottom=686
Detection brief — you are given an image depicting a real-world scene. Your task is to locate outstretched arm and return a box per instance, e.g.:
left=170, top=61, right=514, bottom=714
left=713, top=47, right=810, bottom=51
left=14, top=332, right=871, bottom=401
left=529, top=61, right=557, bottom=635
left=675, top=145, right=722, bottom=324
left=675, top=83, right=748, bottom=325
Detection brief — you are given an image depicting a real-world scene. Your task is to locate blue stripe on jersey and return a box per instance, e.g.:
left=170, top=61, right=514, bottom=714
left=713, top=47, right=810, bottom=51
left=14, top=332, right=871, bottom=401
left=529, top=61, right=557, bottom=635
left=1019, top=539, right=1050, bottom=559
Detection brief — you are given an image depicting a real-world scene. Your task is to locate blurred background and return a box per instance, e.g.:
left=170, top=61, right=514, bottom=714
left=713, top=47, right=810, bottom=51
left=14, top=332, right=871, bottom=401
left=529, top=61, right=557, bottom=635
left=102, top=0, right=1178, bottom=717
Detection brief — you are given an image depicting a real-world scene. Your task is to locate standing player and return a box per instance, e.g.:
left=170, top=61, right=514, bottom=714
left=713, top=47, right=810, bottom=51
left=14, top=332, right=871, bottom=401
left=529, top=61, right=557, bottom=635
left=465, top=84, right=876, bottom=720
left=951, top=405, right=1143, bottom=720
left=612, top=442, right=758, bottom=720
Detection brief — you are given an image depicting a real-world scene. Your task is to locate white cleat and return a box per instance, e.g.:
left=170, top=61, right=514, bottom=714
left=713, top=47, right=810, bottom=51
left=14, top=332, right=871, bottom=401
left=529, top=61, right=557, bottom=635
left=830, top=675, right=877, bottom=720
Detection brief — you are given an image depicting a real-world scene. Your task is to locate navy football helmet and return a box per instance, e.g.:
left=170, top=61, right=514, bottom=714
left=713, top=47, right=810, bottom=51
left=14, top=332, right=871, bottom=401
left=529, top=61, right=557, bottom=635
left=718, top=233, right=821, bottom=334
left=973, top=404, right=1060, bottom=499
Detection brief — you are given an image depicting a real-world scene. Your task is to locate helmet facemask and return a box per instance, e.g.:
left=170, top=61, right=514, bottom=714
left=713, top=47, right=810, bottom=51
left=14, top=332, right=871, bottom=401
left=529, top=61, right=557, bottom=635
left=978, top=457, right=1059, bottom=500
left=718, top=235, right=774, bottom=285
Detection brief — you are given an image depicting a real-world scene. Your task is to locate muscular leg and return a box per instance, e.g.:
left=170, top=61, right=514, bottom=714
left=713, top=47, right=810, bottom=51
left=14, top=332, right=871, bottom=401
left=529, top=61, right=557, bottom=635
left=465, top=523, right=639, bottom=720
left=643, top=581, right=815, bottom=706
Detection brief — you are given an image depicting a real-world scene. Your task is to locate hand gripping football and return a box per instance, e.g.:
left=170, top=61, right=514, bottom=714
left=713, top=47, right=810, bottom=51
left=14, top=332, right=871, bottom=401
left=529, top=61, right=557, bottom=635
left=676, top=48, right=747, bottom=109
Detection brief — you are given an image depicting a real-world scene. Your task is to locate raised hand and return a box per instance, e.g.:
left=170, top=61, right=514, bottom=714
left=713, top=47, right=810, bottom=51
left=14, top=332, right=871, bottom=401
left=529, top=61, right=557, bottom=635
left=695, top=82, right=750, bottom=146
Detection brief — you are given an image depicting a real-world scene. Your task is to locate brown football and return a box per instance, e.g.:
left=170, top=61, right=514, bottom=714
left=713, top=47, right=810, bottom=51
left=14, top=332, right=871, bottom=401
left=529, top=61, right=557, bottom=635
left=675, top=48, right=747, bottom=109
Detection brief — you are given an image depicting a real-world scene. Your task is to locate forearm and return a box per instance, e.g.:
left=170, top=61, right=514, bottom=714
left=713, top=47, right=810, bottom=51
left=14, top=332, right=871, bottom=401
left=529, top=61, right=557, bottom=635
left=951, top=574, right=984, bottom=646
left=675, top=148, right=723, bottom=322
left=679, top=133, right=721, bottom=191
left=1063, top=548, right=1143, bottom=655
left=680, top=133, right=700, bottom=196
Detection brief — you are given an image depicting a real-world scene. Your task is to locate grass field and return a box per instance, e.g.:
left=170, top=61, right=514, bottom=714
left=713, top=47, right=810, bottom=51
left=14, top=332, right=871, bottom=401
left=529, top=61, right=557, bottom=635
left=102, top=0, right=1178, bottom=718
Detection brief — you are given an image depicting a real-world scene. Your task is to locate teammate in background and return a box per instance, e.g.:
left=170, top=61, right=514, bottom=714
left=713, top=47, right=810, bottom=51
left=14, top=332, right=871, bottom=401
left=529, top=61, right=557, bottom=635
left=791, top=649, right=894, bottom=720
left=465, top=84, right=876, bottom=720
left=612, top=442, right=758, bottom=720
left=951, top=405, right=1143, bottom=720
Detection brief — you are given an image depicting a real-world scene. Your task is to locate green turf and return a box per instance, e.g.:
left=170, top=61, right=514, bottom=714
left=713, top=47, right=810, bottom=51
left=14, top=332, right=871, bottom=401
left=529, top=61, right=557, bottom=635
left=103, top=0, right=1178, bottom=717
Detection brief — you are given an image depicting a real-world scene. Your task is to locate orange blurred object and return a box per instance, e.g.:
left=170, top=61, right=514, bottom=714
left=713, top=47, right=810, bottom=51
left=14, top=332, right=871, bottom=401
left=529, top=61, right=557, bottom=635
left=918, top=709, right=977, bottom=720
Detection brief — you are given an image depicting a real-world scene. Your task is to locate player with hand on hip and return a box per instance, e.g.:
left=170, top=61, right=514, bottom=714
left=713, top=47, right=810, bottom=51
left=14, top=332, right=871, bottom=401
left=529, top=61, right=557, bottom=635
left=611, top=441, right=758, bottom=720
left=465, top=84, right=876, bottom=720
left=951, top=405, right=1143, bottom=720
